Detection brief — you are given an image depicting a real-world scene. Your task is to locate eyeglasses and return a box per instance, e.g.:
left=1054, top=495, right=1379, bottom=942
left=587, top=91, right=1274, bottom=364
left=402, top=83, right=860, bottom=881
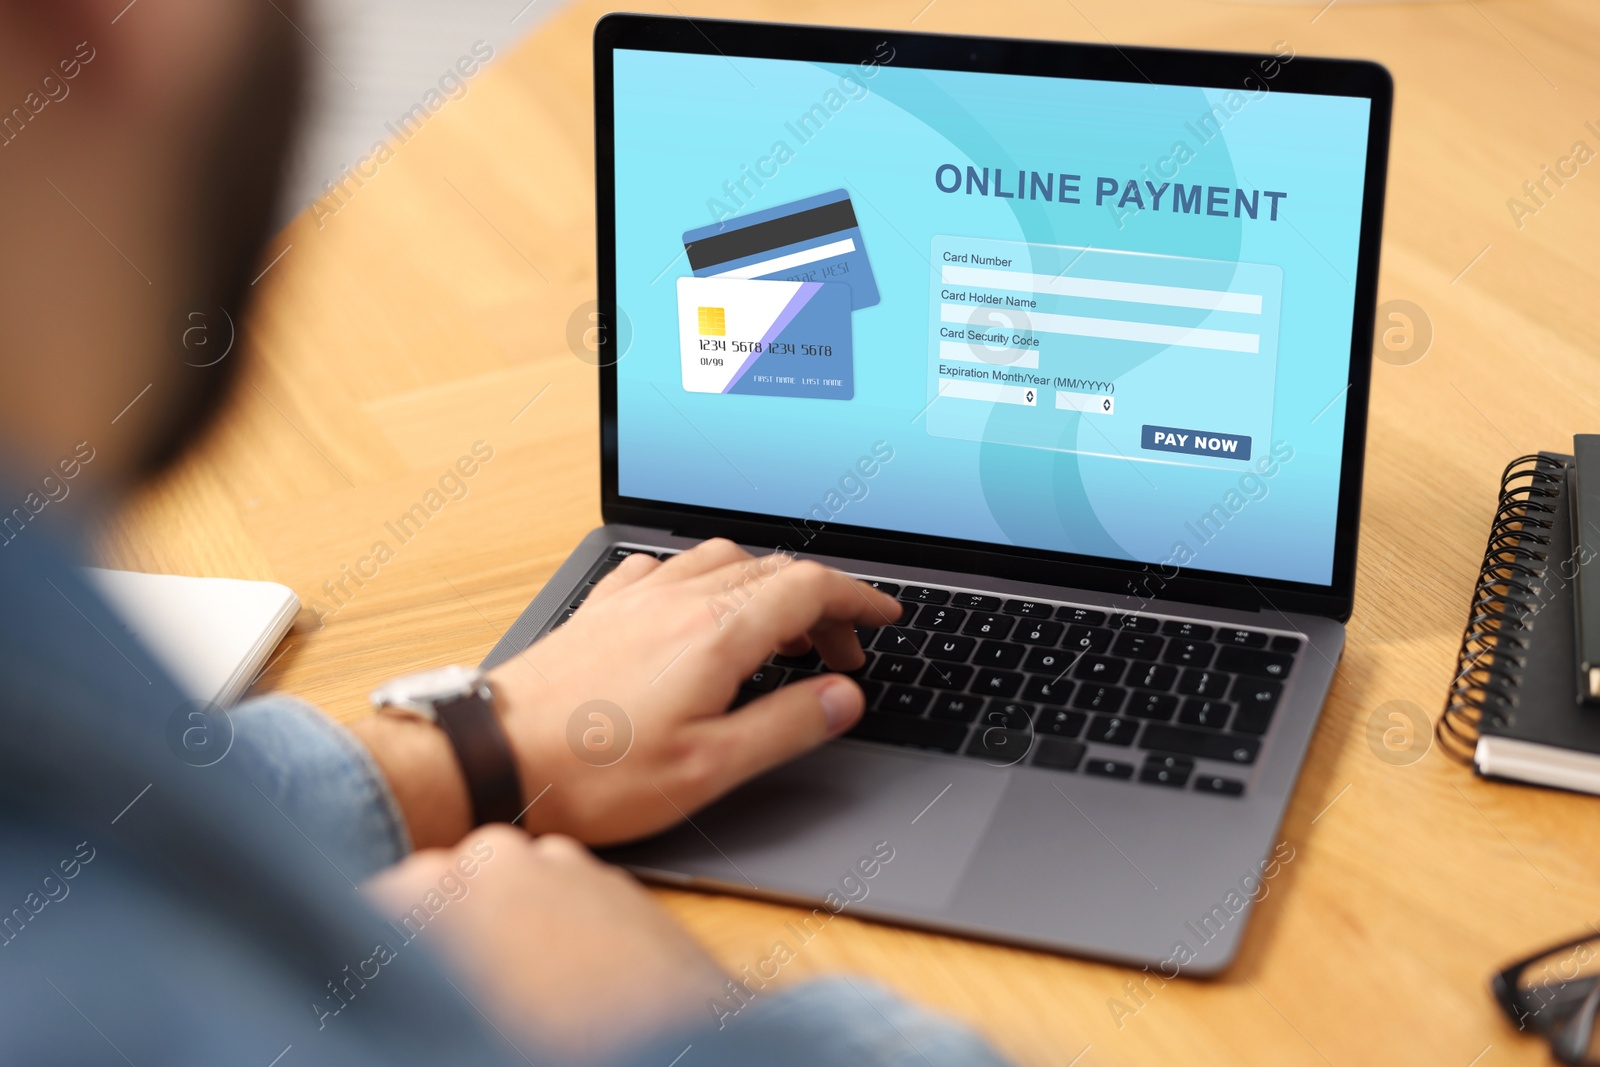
left=1494, top=932, right=1600, bottom=1064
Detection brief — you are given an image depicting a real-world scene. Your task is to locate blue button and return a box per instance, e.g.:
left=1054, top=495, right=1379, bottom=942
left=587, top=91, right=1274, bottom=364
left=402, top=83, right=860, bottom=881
left=1141, top=424, right=1252, bottom=461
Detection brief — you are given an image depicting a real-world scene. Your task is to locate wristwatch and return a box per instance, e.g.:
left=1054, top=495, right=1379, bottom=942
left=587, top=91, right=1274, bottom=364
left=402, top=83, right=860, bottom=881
left=370, top=665, right=525, bottom=828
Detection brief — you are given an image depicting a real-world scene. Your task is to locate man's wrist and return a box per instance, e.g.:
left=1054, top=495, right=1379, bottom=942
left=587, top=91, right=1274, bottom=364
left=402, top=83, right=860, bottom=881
left=349, top=711, right=473, bottom=852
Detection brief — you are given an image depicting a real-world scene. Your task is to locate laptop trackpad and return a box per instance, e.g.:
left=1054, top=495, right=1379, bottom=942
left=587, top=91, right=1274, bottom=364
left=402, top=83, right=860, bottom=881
left=604, top=743, right=1011, bottom=914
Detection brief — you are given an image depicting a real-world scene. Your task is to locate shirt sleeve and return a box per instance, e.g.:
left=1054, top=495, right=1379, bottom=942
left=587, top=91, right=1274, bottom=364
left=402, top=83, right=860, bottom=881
left=225, top=694, right=412, bottom=880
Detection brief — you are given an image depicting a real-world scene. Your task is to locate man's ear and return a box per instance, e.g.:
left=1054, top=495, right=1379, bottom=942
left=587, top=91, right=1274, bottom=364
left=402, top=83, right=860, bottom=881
left=0, top=0, right=117, bottom=97
left=0, top=0, right=108, bottom=52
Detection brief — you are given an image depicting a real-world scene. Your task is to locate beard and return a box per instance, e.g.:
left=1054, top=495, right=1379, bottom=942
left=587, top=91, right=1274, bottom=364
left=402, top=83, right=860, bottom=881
left=134, top=8, right=306, bottom=478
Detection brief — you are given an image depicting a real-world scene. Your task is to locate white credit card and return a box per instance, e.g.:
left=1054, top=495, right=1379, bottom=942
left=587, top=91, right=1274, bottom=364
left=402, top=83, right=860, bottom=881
left=675, top=276, right=854, bottom=400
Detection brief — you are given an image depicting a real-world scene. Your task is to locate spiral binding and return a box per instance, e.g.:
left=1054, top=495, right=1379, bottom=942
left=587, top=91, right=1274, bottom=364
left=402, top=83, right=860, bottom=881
left=1437, top=454, right=1569, bottom=762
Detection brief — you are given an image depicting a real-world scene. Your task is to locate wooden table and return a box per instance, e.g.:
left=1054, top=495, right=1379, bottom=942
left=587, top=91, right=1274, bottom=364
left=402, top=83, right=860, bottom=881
left=97, top=1, right=1600, bottom=1062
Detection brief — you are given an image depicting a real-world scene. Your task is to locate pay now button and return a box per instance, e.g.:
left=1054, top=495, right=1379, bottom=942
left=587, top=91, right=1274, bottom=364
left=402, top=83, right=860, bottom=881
left=1141, top=424, right=1252, bottom=461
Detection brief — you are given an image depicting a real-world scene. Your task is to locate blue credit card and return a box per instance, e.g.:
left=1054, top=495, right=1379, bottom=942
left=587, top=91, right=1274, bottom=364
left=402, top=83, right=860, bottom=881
left=682, top=188, right=880, bottom=310
left=677, top=277, right=853, bottom=400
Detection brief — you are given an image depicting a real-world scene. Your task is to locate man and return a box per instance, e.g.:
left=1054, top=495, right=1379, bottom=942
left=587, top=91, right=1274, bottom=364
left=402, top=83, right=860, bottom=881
left=0, top=3, right=1012, bottom=1064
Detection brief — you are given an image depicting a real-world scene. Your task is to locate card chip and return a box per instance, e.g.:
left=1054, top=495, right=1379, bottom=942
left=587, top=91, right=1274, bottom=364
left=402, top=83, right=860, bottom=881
left=697, top=306, right=726, bottom=336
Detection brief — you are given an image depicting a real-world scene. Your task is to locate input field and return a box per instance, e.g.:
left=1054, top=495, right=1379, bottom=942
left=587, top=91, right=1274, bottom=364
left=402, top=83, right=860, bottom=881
left=709, top=237, right=856, bottom=279
left=1056, top=392, right=1115, bottom=415
left=937, top=378, right=1038, bottom=406
left=939, top=304, right=1259, bottom=354
left=941, top=265, right=1262, bottom=315
left=938, top=340, right=1040, bottom=370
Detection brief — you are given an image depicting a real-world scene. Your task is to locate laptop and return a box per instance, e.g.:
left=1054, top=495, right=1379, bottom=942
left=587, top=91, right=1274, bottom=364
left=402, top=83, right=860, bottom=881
left=483, top=15, right=1391, bottom=973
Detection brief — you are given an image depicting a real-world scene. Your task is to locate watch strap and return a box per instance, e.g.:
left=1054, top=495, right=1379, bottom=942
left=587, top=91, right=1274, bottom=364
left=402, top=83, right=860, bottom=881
left=433, top=687, right=524, bottom=828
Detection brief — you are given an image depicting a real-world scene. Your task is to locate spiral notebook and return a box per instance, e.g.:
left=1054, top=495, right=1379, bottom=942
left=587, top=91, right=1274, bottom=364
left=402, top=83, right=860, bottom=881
left=1440, top=453, right=1600, bottom=794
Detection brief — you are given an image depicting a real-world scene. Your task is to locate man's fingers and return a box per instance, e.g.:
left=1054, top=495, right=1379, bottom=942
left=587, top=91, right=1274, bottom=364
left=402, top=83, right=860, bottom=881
left=639, top=537, right=752, bottom=585
left=689, top=676, right=863, bottom=802
left=808, top=619, right=868, bottom=670
left=695, top=558, right=901, bottom=663
left=773, top=634, right=814, bottom=658
left=585, top=551, right=660, bottom=604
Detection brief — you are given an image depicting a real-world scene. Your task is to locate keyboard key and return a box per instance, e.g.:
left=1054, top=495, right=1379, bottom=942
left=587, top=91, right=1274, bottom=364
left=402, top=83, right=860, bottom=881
left=1270, top=634, right=1303, bottom=653
left=551, top=607, right=577, bottom=628
left=974, top=640, right=1024, bottom=670
left=974, top=669, right=1024, bottom=698
left=1126, top=692, right=1179, bottom=721
left=1176, top=669, right=1228, bottom=698
left=1085, top=758, right=1135, bottom=780
left=1003, top=599, right=1054, bottom=618
left=588, top=559, right=622, bottom=583
left=1072, top=684, right=1126, bottom=714
left=847, top=713, right=967, bottom=752
left=1215, top=646, right=1294, bottom=680
left=1140, top=725, right=1260, bottom=764
left=862, top=579, right=901, bottom=597
left=1032, top=738, right=1087, bottom=771
left=925, top=635, right=976, bottom=661
left=1035, top=707, right=1087, bottom=738
left=965, top=727, right=1032, bottom=762
left=569, top=585, right=593, bottom=608
left=1087, top=715, right=1140, bottom=745
left=1071, top=654, right=1127, bottom=684
left=877, top=685, right=933, bottom=716
left=952, top=593, right=1002, bottom=611
left=920, top=661, right=975, bottom=691
left=1161, top=620, right=1213, bottom=640
left=870, top=655, right=923, bottom=684
left=1015, top=619, right=1064, bottom=645
left=901, top=586, right=952, bottom=605
left=1140, top=755, right=1194, bottom=788
left=963, top=613, right=1015, bottom=640
left=1194, top=774, right=1246, bottom=796
left=874, top=628, right=927, bottom=656
left=744, top=666, right=786, bottom=693
left=1218, top=627, right=1268, bottom=648
left=1112, top=633, right=1164, bottom=660
left=857, top=680, right=885, bottom=705
left=1229, top=678, right=1283, bottom=735
left=607, top=546, right=657, bottom=561
left=1021, top=675, right=1073, bottom=705
left=929, top=693, right=985, bottom=723
left=983, top=701, right=1035, bottom=730
left=1023, top=647, right=1075, bottom=674
left=1128, top=662, right=1178, bottom=691
left=1162, top=640, right=1215, bottom=669
left=912, top=605, right=966, bottom=632
left=1179, top=699, right=1233, bottom=730
left=1062, top=626, right=1112, bottom=654
left=1110, top=614, right=1160, bottom=633
left=1056, top=606, right=1107, bottom=626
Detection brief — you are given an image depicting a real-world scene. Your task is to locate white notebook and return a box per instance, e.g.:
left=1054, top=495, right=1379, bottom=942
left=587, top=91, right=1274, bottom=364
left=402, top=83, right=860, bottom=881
left=83, top=568, right=300, bottom=708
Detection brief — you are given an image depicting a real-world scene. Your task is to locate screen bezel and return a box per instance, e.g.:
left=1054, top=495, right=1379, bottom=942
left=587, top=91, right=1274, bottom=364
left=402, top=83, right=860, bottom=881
left=594, top=14, right=1391, bottom=621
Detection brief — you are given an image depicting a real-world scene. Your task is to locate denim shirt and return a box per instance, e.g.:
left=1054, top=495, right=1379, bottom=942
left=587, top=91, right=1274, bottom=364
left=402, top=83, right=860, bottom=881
left=0, top=536, right=1010, bottom=1067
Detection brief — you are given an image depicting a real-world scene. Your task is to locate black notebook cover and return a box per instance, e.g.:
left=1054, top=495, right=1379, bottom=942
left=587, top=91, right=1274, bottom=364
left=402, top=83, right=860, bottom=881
left=1473, top=453, right=1600, bottom=792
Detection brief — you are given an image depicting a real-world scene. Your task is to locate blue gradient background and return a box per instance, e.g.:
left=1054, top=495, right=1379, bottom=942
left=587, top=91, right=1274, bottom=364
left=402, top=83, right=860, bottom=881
left=613, top=49, right=1371, bottom=585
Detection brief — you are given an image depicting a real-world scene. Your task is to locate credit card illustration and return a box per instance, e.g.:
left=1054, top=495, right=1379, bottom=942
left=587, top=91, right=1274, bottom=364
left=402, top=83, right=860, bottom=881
left=677, top=277, right=853, bottom=400
left=683, top=189, right=880, bottom=310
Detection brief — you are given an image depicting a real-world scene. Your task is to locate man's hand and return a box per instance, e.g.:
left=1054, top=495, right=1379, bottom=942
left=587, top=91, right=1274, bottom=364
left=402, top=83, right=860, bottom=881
left=366, top=827, right=727, bottom=1060
left=491, top=539, right=901, bottom=844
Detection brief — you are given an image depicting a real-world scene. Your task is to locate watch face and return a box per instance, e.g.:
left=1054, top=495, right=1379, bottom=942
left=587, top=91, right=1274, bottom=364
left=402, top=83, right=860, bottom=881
left=370, top=664, right=482, bottom=713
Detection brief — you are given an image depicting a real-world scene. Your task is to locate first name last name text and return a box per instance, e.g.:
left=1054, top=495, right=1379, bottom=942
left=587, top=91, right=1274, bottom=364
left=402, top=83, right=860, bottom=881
left=933, top=164, right=1288, bottom=221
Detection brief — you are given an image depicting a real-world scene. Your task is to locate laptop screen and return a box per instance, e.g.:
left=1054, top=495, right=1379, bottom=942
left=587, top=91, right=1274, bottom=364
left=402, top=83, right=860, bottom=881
left=610, top=44, right=1373, bottom=588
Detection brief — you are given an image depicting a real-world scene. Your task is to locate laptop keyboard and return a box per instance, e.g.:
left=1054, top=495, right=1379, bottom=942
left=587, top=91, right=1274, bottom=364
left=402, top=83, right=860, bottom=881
left=554, top=546, right=1304, bottom=799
